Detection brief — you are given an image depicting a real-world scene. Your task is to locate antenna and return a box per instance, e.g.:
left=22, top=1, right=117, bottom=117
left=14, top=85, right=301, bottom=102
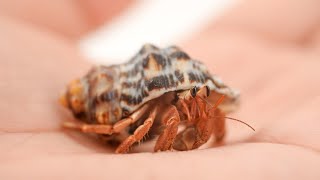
left=198, top=95, right=255, bottom=132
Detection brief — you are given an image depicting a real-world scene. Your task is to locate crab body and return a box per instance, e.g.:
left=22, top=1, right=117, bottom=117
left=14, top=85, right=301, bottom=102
left=61, top=44, right=239, bottom=153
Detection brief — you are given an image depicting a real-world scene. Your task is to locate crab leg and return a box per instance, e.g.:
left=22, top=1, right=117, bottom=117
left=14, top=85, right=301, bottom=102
left=112, top=103, right=150, bottom=133
left=115, top=106, right=158, bottom=153
left=173, top=108, right=212, bottom=150
left=192, top=118, right=213, bottom=149
left=176, top=99, right=191, bottom=122
left=173, top=86, right=215, bottom=150
left=62, top=121, right=113, bottom=135
left=193, top=93, right=227, bottom=148
left=191, top=97, right=213, bottom=149
left=172, top=126, right=196, bottom=151
left=211, top=108, right=226, bottom=142
left=189, top=108, right=225, bottom=149
left=62, top=103, right=150, bottom=135
left=154, top=105, right=180, bottom=152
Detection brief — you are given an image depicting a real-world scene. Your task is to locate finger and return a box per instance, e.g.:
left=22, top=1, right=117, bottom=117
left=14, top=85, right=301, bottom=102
left=0, top=0, right=135, bottom=39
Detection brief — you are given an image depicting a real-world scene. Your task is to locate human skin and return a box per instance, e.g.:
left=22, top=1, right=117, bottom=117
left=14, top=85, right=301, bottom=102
left=0, top=0, right=319, bottom=179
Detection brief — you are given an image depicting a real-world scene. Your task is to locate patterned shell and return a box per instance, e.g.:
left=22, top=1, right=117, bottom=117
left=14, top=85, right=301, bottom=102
left=74, top=44, right=239, bottom=124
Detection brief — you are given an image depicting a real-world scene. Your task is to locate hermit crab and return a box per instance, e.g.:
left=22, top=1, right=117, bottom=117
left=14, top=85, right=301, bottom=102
left=60, top=44, right=253, bottom=153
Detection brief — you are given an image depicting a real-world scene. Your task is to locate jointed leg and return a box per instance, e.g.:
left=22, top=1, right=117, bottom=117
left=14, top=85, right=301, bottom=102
left=173, top=86, right=216, bottom=150
left=176, top=99, right=191, bottom=122
left=192, top=119, right=213, bottom=149
left=196, top=94, right=226, bottom=145
left=172, top=126, right=196, bottom=151
left=115, top=106, right=158, bottom=153
left=188, top=87, right=216, bottom=149
left=154, top=105, right=180, bottom=152
left=172, top=86, right=210, bottom=151
left=62, top=103, right=150, bottom=135
left=212, top=108, right=226, bottom=142
left=112, top=104, right=150, bottom=133
left=62, top=121, right=113, bottom=135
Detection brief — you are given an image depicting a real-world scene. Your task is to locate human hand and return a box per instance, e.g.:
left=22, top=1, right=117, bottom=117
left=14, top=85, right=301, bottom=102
left=0, top=0, right=319, bottom=179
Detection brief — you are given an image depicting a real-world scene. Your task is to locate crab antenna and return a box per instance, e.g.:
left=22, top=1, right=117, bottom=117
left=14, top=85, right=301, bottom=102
left=197, top=96, right=255, bottom=132
left=224, top=116, right=255, bottom=131
left=201, top=95, right=225, bottom=112
left=212, top=95, right=225, bottom=109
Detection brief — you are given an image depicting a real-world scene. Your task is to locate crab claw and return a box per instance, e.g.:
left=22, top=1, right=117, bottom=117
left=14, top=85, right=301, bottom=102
left=172, top=127, right=197, bottom=151
left=192, top=117, right=213, bottom=149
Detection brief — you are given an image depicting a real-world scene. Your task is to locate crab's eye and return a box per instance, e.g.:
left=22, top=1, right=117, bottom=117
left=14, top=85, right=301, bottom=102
left=191, top=86, right=198, bottom=98
left=205, top=86, right=211, bottom=97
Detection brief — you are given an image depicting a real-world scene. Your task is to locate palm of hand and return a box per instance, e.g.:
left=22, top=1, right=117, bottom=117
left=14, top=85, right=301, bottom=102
left=1, top=13, right=319, bottom=180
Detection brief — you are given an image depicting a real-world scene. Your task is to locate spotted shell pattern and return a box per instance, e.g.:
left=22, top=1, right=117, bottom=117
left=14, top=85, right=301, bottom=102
left=73, top=44, right=239, bottom=124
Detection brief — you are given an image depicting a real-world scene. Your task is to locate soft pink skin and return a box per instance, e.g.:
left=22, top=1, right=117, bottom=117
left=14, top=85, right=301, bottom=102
left=0, top=0, right=319, bottom=179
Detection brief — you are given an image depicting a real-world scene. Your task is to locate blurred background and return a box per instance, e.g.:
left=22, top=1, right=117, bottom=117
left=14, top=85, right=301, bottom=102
left=80, top=0, right=236, bottom=63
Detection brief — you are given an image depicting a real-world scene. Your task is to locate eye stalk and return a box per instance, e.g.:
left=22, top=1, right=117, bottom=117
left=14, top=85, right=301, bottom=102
left=190, top=86, right=198, bottom=98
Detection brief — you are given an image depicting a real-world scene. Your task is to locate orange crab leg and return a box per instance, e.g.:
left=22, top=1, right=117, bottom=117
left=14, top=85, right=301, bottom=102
left=115, top=106, right=158, bottom=153
left=211, top=108, right=226, bottom=142
left=62, top=121, right=113, bottom=135
left=154, top=105, right=180, bottom=152
left=113, top=103, right=150, bottom=133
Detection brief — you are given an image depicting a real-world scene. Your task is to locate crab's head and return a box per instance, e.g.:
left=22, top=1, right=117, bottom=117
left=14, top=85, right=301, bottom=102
left=60, top=79, right=87, bottom=119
